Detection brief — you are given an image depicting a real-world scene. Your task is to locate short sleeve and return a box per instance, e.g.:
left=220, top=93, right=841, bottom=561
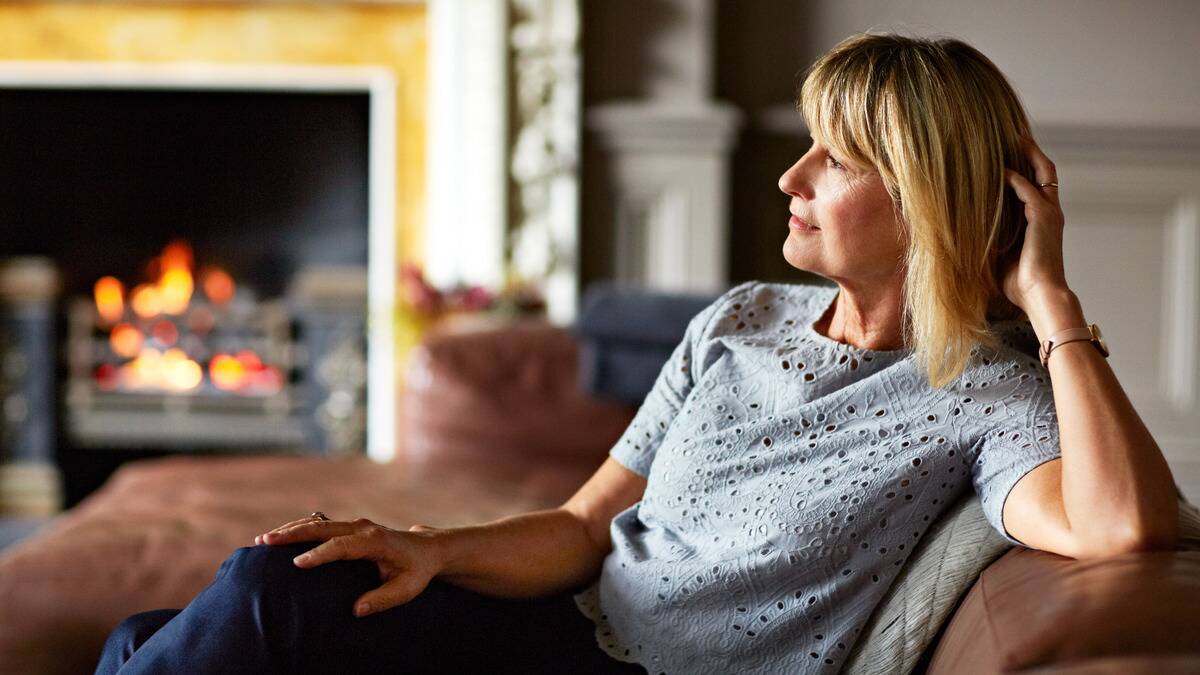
left=970, top=363, right=1062, bottom=547
left=608, top=281, right=757, bottom=477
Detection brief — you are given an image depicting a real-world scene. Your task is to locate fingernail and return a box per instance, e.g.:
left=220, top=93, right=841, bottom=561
left=293, top=554, right=309, bottom=565
left=356, top=603, right=371, bottom=617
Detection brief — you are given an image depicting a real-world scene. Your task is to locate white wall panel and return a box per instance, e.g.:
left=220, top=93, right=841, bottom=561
left=1048, top=133, right=1200, bottom=502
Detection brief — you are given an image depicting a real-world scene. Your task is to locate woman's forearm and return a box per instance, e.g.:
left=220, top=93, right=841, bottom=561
left=423, top=508, right=607, bottom=600
left=1025, top=286, right=1179, bottom=553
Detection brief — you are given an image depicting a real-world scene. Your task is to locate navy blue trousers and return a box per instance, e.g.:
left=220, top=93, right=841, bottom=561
left=95, top=542, right=646, bottom=674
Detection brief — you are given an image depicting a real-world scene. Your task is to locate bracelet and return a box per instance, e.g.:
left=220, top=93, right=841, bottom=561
left=1038, top=323, right=1109, bottom=368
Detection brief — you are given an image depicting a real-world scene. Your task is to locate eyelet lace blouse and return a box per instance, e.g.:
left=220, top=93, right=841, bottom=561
left=573, top=281, right=1061, bottom=674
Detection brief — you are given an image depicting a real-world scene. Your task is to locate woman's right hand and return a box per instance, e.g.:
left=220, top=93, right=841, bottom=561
left=254, top=516, right=446, bottom=618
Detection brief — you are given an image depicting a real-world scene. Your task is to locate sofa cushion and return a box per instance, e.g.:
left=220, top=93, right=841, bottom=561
left=573, top=282, right=720, bottom=405
left=841, top=490, right=1012, bottom=674
left=400, top=320, right=635, bottom=464
left=0, top=452, right=600, bottom=675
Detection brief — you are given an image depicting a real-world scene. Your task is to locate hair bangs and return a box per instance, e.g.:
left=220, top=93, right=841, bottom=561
left=797, top=52, right=879, bottom=173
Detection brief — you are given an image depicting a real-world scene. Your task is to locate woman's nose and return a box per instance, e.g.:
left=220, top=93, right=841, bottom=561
left=778, top=158, right=810, bottom=199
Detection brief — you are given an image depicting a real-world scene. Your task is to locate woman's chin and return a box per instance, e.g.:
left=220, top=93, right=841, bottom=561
left=782, top=241, right=817, bottom=273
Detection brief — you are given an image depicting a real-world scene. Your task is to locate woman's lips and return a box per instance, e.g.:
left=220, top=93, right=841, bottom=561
left=789, top=215, right=819, bottom=232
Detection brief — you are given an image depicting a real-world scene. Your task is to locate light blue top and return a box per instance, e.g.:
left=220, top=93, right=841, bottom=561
left=573, top=281, right=1062, bottom=674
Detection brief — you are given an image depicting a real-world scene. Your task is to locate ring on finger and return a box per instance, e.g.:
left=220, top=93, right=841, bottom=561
left=310, top=512, right=330, bottom=522
left=1038, top=181, right=1059, bottom=189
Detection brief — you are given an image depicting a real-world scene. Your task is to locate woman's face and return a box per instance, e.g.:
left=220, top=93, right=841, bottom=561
left=778, top=137, right=907, bottom=288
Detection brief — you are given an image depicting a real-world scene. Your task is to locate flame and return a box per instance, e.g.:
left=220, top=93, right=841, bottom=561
left=93, top=241, right=280, bottom=396
left=130, top=284, right=163, bottom=318
left=210, top=353, right=247, bottom=391
left=157, top=241, right=194, bottom=315
left=161, top=240, right=193, bottom=272
left=236, top=350, right=262, bottom=370
left=201, top=267, right=235, bottom=305
left=119, top=346, right=202, bottom=392
left=94, top=276, right=125, bottom=324
left=122, top=348, right=161, bottom=389
left=158, top=268, right=194, bottom=315
left=109, top=323, right=144, bottom=358
left=162, top=347, right=202, bottom=391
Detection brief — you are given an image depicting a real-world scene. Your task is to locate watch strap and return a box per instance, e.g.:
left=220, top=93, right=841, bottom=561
left=1039, top=324, right=1103, bottom=368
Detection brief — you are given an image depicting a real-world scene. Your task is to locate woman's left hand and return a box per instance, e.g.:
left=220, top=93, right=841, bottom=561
left=254, top=515, right=445, bottom=617
left=1000, top=136, right=1070, bottom=312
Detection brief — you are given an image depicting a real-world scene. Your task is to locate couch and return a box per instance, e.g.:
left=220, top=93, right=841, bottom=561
left=0, top=317, right=1197, bottom=674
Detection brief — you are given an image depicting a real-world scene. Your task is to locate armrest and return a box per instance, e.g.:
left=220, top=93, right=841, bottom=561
left=927, top=502, right=1200, bottom=673
left=399, top=320, right=635, bottom=467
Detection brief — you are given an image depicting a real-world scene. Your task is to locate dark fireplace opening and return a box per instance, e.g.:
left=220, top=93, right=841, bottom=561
left=0, top=86, right=375, bottom=510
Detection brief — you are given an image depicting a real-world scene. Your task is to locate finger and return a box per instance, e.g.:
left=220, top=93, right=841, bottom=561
left=265, top=521, right=356, bottom=546
left=257, top=516, right=326, bottom=544
left=293, top=534, right=367, bottom=568
left=1005, top=168, right=1047, bottom=207
left=257, top=518, right=309, bottom=545
left=1022, top=137, right=1059, bottom=189
left=353, top=576, right=428, bottom=618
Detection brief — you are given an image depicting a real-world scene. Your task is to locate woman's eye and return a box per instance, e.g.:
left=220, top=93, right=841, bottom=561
left=827, top=155, right=845, bottom=170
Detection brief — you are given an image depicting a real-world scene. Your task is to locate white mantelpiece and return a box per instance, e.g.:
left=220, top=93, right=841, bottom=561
left=587, top=0, right=742, bottom=293
left=589, top=101, right=741, bottom=292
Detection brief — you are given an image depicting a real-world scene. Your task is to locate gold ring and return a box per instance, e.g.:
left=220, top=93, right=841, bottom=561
left=309, top=512, right=330, bottom=522
left=1038, top=182, right=1059, bottom=189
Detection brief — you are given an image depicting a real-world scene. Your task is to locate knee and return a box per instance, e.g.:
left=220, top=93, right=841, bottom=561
left=218, top=543, right=376, bottom=609
left=97, top=609, right=179, bottom=673
left=222, top=543, right=314, bottom=574
left=217, top=543, right=316, bottom=592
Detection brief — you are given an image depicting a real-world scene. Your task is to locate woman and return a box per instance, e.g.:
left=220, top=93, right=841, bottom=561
left=97, top=32, right=1180, bottom=674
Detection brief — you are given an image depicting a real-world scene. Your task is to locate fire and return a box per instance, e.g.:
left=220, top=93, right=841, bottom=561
left=209, top=353, right=246, bottom=391
left=209, top=351, right=284, bottom=395
left=130, top=284, right=163, bottom=318
left=160, top=240, right=193, bottom=272
left=90, top=240, right=280, bottom=397
left=109, top=323, right=144, bottom=358
left=201, top=267, right=235, bottom=305
left=159, top=268, right=194, bottom=315
left=116, top=346, right=203, bottom=392
left=162, top=347, right=203, bottom=391
left=93, top=277, right=124, bottom=325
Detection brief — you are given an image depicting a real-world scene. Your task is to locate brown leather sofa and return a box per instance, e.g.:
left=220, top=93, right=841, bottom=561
left=0, top=320, right=1196, bottom=674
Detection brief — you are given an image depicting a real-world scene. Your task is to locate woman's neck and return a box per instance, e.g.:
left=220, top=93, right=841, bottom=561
left=815, top=282, right=907, bottom=351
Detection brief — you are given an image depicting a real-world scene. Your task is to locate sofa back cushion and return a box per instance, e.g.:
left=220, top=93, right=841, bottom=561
left=400, top=320, right=636, bottom=466
left=841, top=491, right=1012, bottom=674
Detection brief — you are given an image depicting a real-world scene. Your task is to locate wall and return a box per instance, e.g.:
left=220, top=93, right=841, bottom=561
left=583, top=0, right=1200, bottom=499
left=709, top=0, right=1200, bottom=282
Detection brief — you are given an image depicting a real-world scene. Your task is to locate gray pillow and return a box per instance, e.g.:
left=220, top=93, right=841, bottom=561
left=842, top=492, right=1010, bottom=675
left=843, top=492, right=1200, bottom=675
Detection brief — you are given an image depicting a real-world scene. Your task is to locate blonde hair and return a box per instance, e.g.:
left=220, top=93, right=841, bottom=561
left=798, top=32, right=1036, bottom=389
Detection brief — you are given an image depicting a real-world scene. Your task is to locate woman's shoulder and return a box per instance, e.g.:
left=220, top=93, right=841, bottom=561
left=950, top=319, right=1054, bottom=414
left=975, top=319, right=1042, bottom=368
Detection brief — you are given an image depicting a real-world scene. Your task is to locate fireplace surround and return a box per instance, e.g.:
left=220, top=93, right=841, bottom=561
left=0, top=62, right=398, bottom=508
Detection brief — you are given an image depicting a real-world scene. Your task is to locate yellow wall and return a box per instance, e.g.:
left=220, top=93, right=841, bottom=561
left=0, top=1, right=427, bottom=266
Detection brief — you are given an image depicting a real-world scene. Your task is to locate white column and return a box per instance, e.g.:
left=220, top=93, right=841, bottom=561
left=586, top=0, right=742, bottom=293
left=425, top=0, right=509, bottom=290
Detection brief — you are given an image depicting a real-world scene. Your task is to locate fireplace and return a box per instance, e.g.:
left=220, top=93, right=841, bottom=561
left=68, top=240, right=305, bottom=449
left=0, top=63, right=398, bottom=509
